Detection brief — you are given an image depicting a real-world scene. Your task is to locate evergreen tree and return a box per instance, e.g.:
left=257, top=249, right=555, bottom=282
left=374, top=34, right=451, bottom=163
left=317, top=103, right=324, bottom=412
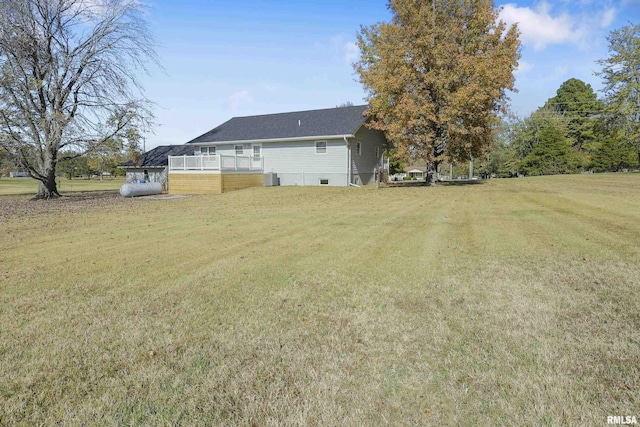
left=591, top=136, right=636, bottom=172
left=520, top=126, right=579, bottom=175
left=544, top=78, right=602, bottom=156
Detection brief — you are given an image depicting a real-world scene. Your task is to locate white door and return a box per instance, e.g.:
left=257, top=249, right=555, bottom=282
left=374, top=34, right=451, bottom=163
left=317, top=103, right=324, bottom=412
left=252, top=144, right=262, bottom=169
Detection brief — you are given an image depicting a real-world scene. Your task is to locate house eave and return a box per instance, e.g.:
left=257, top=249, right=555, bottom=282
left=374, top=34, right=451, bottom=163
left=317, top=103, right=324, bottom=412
left=189, top=134, right=355, bottom=146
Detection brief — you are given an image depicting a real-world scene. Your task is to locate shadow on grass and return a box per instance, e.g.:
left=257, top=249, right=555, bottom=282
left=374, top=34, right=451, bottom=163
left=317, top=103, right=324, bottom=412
left=436, top=179, right=488, bottom=186
left=387, top=179, right=489, bottom=188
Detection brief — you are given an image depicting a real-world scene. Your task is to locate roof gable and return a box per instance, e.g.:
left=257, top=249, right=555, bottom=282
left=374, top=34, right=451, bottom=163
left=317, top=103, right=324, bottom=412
left=187, top=105, right=369, bottom=144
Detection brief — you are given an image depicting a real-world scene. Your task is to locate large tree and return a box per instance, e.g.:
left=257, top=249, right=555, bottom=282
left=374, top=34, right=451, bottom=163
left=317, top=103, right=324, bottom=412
left=596, top=23, right=640, bottom=167
left=355, top=0, right=520, bottom=183
left=0, top=0, right=157, bottom=198
left=543, top=78, right=602, bottom=154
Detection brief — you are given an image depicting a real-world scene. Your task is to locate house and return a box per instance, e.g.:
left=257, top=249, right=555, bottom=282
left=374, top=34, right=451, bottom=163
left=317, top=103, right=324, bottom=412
left=404, top=165, right=427, bottom=180
left=121, top=145, right=194, bottom=184
left=167, top=105, right=388, bottom=194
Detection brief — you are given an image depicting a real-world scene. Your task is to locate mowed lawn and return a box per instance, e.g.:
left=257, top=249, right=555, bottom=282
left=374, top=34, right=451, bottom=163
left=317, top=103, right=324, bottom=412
left=1, top=174, right=639, bottom=425
left=0, top=176, right=125, bottom=195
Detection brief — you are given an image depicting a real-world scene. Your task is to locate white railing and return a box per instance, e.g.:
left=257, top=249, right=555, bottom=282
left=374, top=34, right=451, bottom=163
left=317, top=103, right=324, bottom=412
left=168, top=155, right=263, bottom=171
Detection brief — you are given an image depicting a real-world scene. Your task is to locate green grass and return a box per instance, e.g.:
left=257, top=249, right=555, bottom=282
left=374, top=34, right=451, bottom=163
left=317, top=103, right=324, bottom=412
left=1, top=174, right=639, bottom=425
left=0, top=176, right=125, bottom=195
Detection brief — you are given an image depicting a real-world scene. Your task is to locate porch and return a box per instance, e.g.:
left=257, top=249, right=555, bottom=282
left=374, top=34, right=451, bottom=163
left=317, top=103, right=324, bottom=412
left=168, top=154, right=263, bottom=172
left=167, top=155, right=264, bottom=195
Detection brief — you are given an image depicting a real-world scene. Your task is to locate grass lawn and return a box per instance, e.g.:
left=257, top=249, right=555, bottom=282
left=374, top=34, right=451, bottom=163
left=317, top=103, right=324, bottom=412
left=1, top=174, right=639, bottom=425
left=0, top=176, right=125, bottom=196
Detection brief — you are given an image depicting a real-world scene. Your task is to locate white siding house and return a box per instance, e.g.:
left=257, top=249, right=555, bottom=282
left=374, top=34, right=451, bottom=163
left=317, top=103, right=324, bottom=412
left=163, top=105, right=388, bottom=193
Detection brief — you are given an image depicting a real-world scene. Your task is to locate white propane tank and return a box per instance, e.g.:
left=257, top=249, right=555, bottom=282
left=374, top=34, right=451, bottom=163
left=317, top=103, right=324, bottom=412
left=119, top=182, right=163, bottom=197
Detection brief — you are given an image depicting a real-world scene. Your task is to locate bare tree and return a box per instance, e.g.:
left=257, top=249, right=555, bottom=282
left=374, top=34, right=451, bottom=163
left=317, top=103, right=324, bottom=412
left=0, top=0, right=158, bottom=198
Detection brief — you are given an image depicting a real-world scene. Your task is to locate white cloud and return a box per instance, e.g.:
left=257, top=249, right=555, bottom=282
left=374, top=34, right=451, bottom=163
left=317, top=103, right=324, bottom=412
left=515, top=60, right=534, bottom=74
left=600, top=8, right=616, bottom=28
left=314, top=35, right=360, bottom=66
left=344, top=42, right=360, bottom=65
left=228, top=90, right=253, bottom=111
left=499, top=2, right=585, bottom=50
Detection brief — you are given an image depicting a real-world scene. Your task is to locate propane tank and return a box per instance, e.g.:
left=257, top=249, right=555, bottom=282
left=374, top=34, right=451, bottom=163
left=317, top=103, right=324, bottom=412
left=119, top=182, right=163, bottom=197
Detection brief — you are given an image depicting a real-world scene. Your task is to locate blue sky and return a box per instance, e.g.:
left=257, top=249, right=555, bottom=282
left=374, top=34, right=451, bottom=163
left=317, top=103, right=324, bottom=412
left=142, top=0, right=640, bottom=150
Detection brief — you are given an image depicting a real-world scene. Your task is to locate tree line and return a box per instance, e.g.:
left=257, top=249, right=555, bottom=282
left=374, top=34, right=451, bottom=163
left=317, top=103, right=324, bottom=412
left=0, top=124, right=144, bottom=179
left=355, top=0, right=638, bottom=181
left=473, top=24, right=640, bottom=178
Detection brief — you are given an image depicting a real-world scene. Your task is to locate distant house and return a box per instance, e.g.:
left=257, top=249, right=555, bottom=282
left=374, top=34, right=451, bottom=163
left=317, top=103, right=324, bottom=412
left=404, top=165, right=427, bottom=180
left=166, top=105, right=387, bottom=194
left=120, top=145, right=194, bottom=184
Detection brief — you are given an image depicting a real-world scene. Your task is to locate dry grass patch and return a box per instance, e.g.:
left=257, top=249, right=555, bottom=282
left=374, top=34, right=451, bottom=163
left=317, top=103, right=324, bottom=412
left=1, top=174, right=639, bottom=425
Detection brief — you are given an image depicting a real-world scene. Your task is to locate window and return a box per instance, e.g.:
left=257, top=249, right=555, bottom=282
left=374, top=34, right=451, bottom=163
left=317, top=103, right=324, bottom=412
left=319, top=179, right=329, bottom=185
left=376, top=146, right=380, bottom=158
left=356, top=142, right=361, bottom=156
left=201, top=146, right=216, bottom=155
left=253, top=145, right=261, bottom=159
left=235, top=145, right=243, bottom=155
left=315, top=141, right=327, bottom=154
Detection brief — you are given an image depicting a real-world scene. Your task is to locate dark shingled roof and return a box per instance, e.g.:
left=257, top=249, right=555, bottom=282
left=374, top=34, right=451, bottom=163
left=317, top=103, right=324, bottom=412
left=121, top=145, right=195, bottom=168
left=186, top=105, right=369, bottom=144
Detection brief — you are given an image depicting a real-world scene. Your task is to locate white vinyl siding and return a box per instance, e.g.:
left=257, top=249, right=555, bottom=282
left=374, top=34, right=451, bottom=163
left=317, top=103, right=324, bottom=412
left=263, top=139, right=348, bottom=186
left=350, top=126, right=387, bottom=185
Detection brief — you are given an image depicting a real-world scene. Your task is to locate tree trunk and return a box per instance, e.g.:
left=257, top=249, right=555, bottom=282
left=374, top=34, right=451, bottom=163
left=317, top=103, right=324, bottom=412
left=34, top=152, right=60, bottom=199
left=424, top=163, right=436, bottom=186
left=35, top=176, right=60, bottom=199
